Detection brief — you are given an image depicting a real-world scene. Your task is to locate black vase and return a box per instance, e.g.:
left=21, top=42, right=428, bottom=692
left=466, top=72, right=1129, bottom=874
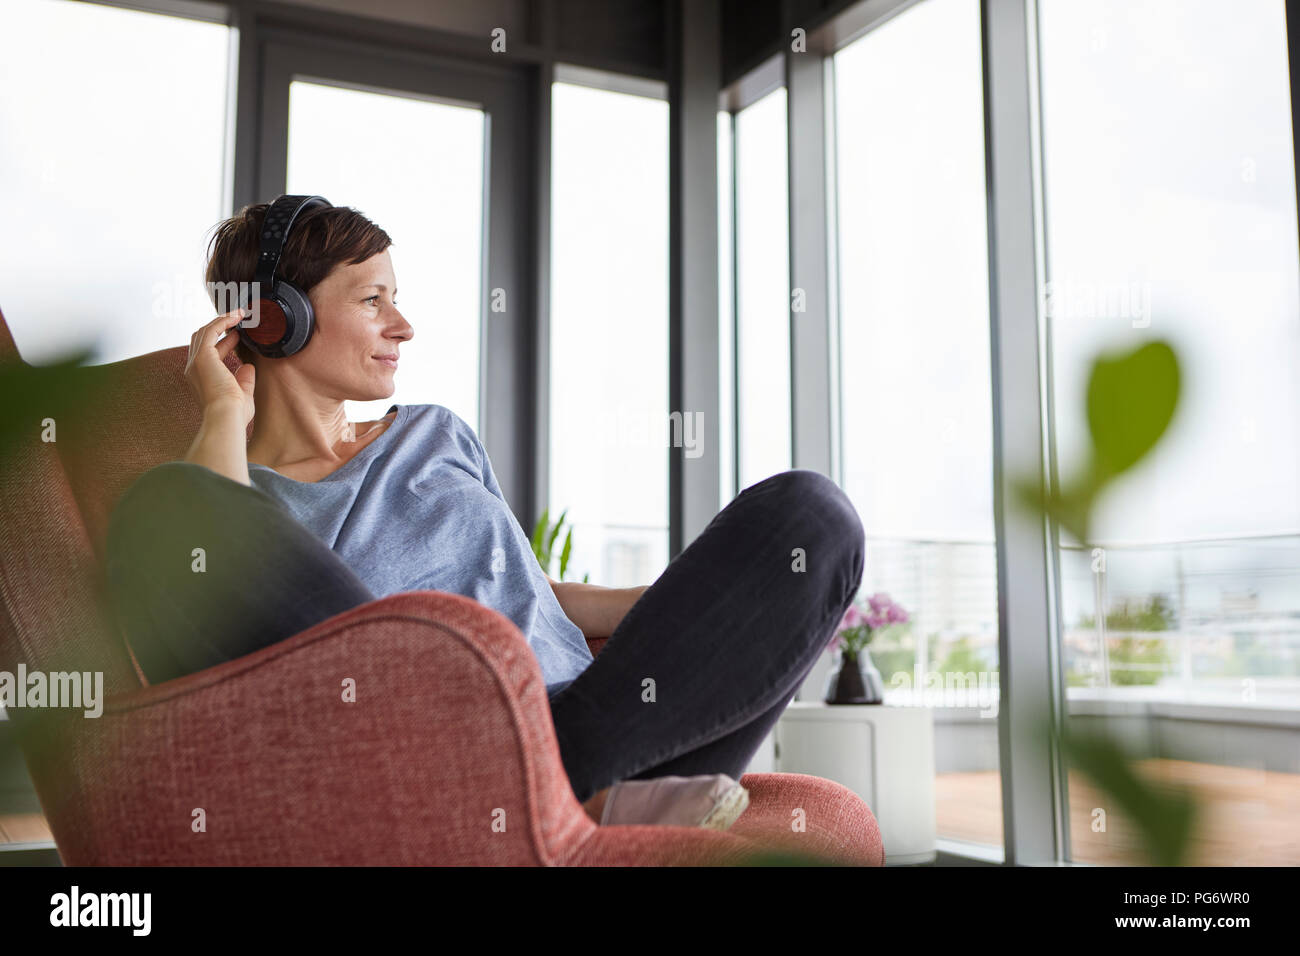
left=824, top=648, right=885, bottom=705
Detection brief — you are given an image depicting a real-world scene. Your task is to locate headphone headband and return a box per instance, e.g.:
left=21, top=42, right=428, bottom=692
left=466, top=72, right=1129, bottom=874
left=238, top=193, right=331, bottom=359
left=253, top=194, right=331, bottom=290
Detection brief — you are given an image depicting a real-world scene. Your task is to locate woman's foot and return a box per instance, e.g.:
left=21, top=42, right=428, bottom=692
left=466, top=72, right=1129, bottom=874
left=585, top=774, right=750, bottom=830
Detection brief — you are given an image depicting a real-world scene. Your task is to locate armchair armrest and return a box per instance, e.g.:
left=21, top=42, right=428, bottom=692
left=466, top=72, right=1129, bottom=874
left=19, top=591, right=604, bottom=865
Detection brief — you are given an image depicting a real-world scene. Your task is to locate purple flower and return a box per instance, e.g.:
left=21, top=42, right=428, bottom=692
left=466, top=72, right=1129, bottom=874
left=867, top=592, right=888, bottom=613
left=887, top=604, right=909, bottom=624
left=840, top=604, right=864, bottom=630
left=865, top=611, right=887, bottom=630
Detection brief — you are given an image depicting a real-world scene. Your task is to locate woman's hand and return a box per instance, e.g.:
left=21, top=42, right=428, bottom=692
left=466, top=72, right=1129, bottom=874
left=185, top=308, right=256, bottom=427
left=548, top=576, right=649, bottom=639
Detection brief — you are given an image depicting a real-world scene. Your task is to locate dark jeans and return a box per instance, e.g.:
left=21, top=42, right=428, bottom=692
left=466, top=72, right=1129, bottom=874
left=105, top=462, right=865, bottom=805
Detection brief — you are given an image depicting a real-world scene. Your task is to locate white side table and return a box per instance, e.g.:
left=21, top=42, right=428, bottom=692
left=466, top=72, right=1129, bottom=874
left=775, top=702, right=936, bottom=865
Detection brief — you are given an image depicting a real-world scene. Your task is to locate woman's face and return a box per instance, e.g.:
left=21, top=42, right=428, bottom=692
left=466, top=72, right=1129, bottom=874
left=296, top=249, right=413, bottom=401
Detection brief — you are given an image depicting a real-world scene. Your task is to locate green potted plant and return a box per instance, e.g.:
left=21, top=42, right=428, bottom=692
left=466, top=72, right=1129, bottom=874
left=529, top=507, right=589, bottom=583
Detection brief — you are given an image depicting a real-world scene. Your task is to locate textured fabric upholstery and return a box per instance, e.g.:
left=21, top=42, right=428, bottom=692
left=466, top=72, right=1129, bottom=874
left=0, top=309, right=884, bottom=866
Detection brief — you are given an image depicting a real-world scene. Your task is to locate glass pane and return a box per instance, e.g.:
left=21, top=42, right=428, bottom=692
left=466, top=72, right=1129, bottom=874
left=549, top=82, right=669, bottom=587
left=0, top=0, right=233, bottom=853
left=0, top=0, right=232, bottom=365
left=1039, top=0, right=1300, bottom=865
left=734, top=88, right=791, bottom=490
left=287, top=80, right=484, bottom=428
left=832, top=0, right=1001, bottom=848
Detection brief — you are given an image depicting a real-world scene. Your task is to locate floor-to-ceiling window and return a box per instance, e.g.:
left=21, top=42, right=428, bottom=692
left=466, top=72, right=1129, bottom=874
left=549, top=78, right=669, bottom=587
left=1038, top=0, right=1300, bottom=865
left=831, top=0, right=1002, bottom=849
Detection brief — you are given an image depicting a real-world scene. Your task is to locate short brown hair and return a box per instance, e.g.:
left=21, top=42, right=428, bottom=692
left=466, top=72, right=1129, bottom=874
left=204, top=201, right=392, bottom=364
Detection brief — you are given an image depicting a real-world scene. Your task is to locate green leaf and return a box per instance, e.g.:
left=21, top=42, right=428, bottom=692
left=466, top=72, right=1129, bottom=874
left=0, top=347, right=102, bottom=463
left=1013, top=474, right=1098, bottom=547
left=558, top=526, right=573, bottom=581
left=1008, top=339, right=1194, bottom=866
left=1087, top=340, right=1180, bottom=480
left=1061, top=724, right=1197, bottom=866
left=546, top=508, right=567, bottom=559
left=530, top=508, right=549, bottom=558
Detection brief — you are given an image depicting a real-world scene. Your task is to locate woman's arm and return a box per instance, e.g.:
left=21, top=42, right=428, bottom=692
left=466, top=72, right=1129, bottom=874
left=548, top=576, right=649, bottom=640
left=182, top=309, right=258, bottom=486
left=184, top=400, right=251, bottom=486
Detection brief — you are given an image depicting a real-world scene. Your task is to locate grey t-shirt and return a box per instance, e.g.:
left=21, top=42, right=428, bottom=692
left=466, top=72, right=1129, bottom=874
left=247, top=403, right=592, bottom=696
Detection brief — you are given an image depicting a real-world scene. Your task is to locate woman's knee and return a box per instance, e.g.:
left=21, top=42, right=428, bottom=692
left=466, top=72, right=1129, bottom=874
left=765, top=470, right=863, bottom=538
left=107, top=462, right=236, bottom=557
left=116, top=461, right=254, bottom=517
left=118, top=460, right=212, bottom=505
left=766, top=469, right=864, bottom=590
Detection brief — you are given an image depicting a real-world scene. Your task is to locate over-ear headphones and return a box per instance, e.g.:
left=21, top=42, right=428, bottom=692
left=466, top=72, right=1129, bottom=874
left=239, top=194, right=332, bottom=359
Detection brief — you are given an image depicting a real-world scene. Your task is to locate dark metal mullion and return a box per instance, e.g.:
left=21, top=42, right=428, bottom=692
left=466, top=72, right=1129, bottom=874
left=824, top=55, right=844, bottom=489
left=668, top=0, right=723, bottom=555
left=786, top=40, right=834, bottom=479
left=481, top=71, right=537, bottom=530
left=254, top=42, right=291, bottom=201
left=532, top=60, right=554, bottom=535
left=667, top=0, right=683, bottom=559
left=230, top=1, right=259, bottom=210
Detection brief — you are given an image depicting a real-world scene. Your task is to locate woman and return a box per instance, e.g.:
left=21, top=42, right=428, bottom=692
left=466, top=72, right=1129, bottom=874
left=105, top=200, right=866, bottom=832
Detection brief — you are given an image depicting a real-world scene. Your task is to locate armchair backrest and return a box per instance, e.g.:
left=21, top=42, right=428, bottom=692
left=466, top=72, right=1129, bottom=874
left=0, top=309, right=211, bottom=696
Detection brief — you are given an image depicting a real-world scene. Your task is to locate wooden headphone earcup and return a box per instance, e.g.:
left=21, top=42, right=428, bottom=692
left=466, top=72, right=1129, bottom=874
left=242, top=297, right=288, bottom=347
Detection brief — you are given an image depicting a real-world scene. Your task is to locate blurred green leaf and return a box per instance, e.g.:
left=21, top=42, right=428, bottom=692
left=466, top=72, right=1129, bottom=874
left=1013, top=474, right=1097, bottom=545
left=1061, top=724, right=1197, bottom=866
left=0, top=348, right=100, bottom=462
left=1013, top=337, right=1198, bottom=865
left=1087, top=340, right=1180, bottom=480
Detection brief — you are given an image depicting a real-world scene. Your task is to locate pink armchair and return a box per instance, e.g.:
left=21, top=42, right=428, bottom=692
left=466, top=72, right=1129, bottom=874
left=0, top=312, right=884, bottom=866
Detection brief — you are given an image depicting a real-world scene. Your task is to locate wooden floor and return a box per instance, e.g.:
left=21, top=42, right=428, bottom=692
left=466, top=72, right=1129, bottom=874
left=935, top=760, right=1300, bottom=865
left=0, top=812, right=51, bottom=846
left=4, top=759, right=1297, bottom=864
